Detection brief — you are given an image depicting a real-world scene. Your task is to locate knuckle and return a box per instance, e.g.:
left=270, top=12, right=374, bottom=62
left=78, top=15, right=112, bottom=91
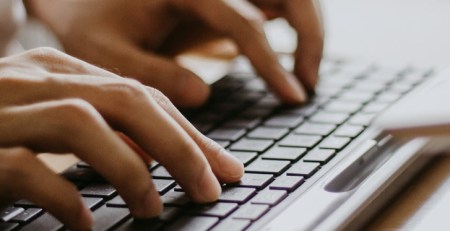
left=25, top=47, right=63, bottom=59
left=51, top=99, right=102, bottom=130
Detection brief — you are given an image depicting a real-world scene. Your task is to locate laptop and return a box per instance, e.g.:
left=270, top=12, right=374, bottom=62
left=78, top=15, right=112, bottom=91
left=2, top=0, right=450, bottom=229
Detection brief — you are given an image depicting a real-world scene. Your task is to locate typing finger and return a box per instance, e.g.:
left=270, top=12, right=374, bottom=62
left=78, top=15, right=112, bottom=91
left=0, top=147, right=92, bottom=230
left=0, top=100, right=162, bottom=218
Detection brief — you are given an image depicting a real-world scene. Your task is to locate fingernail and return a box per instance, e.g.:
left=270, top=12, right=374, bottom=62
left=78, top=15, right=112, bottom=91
left=197, top=166, right=221, bottom=202
left=218, top=149, right=244, bottom=180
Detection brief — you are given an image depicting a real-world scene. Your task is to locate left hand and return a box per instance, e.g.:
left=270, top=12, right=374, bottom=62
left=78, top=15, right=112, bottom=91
left=26, top=0, right=323, bottom=107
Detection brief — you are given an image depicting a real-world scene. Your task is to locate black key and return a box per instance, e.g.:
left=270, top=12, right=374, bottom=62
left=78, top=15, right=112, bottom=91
left=215, top=141, right=230, bottom=148
left=152, top=166, right=172, bottom=179
left=166, top=216, right=219, bottom=231
left=218, top=187, right=256, bottom=204
left=192, top=122, right=214, bottom=134
left=21, top=213, right=63, bottom=231
left=14, top=199, right=36, bottom=207
left=80, top=183, right=117, bottom=198
left=334, top=124, right=364, bottom=138
left=279, top=134, right=322, bottom=148
left=153, top=179, right=176, bottom=195
left=207, top=128, right=246, bottom=141
left=62, top=166, right=101, bottom=182
left=0, top=223, right=18, bottom=231
left=229, top=151, right=258, bottom=166
left=348, top=113, right=376, bottom=126
left=161, top=190, right=190, bottom=206
left=1, top=207, right=24, bottom=222
left=91, top=206, right=130, bottom=231
left=309, top=111, right=350, bottom=125
left=195, top=203, right=238, bottom=218
left=11, top=208, right=42, bottom=223
left=264, top=115, right=304, bottom=128
left=319, top=136, right=351, bottom=150
left=322, top=101, right=362, bottom=113
left=287, top=162, right=321, bottom=177
left=261, top=146, right=306, bottom=161
left=240, top=107, right=273, bottom=118
left=247, top=127, right=289, bottom=140
left=231, top=173, right=274, bottom=189
left=279, top=104, right=318, bottom=117
left=251, top=190, right=287, bottom=206
left=160, top=207, right=182, bottom=221
left=116, top=218, right=163, bottom=231
left=224, top=117, right=261, bottom=129
left=107, top=195, right=126, bottom=207
left=245, top=159, right=290, bottom=175
left=303, top=149, right=336, bottom=164
left=294, top=122, right=336, bottom=136
left=230, top=139, right=274, bottom=152
left=82, top=197, right=103, bottom=210
left=269, top=175, right=305, bottom=192
left=232, top=204, right=269, bottom=221
left=210, top=218, right=250, bottom=231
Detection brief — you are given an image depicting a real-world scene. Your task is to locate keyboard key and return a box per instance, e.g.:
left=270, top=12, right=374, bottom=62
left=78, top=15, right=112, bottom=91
left=362, top=102, right=390, bottom=114
left=334, top=124, right=364, bottom=138
left=322, top=101, right=362, bottom=113
left=167, top=216, right=219, bottom=231
left=195, top=203, right=238, bottom=218
left=91, top=206, right=130, bottom=231
left=218, top=187, right=256, bottom=204
left=77, top=161, right=91, bottom=168
left=210, top=218, right=251, bottom=231
left=287, top=162, right=321, bottom=177
left=319, top=136, right=351, bottom=150
left=264, top=115, right=304, bottom=128
left=231, top=173, right=274, bottom=189
left=309, top=111, right=350, bottom=125
left=80, top=183, right=117, bottom=198
left=14, top=199, right=36, bottom=207
left=279, top=134, right=322, bottom=148
left=261, top=146, right=307, bottom=161
left=1, top=207, right=24, bottom=222
left=269, top=175, right=305, bottom=192
left=232, top=204, right=269, bottom=220
left=152, top=166, right=172, bottom=179
left=107, top=195, right=126, bottom=207
left=207, top=128, right=246, bottom=141
left=245, top=159, right=290, bottom=175
left=224, top=117, right=261, bottom=129
left=62, top=166, right=102, bottom=182
left=230, top=139, right=274, bottom=152
left=160, top=207, right=182, bottom=221
left=162, top=190, right=190, bottom=206
left=153, top=179, right=176, bottom=195
left=251, top=190, right=287, bottom=206
left=279, top=104, right=318, bottom=117
left=229, top=151, right=258, bottom=166
left=116, top=218, right=163, bottom=231
left=240, top=107, right=273, bottom=118
left=82, top=197, right=103, bottom=210
left=348, top=113, right=376, bottom=126
left=375, top=92, right=402, bottom=103
left=0, top=223, right=18, bottom=231
left=294, top=122, right=336, bottom=136
left=337, top=91, right=374, bottom=103
left=303, top=149, right=336, bottom=164
left=21, top=213, right=63, bottom=231
left=11, top=208, right=42, bottom=223
left=247, top=127, right=289, bottom=140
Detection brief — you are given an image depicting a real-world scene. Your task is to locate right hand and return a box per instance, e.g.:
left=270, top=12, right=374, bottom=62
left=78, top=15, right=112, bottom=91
left=0, top=48, right=244, bottom=230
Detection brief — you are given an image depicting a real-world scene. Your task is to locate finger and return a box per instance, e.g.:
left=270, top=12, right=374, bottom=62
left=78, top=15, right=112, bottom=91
left=0, top=77, right=222, bottom=203
left=173, top=0, right=307, bottom=104
left=71, top=35, right=211, bottom=108
left=0, top=100, right=162, bottom=218
left=0, top=147, right=92, bottom=230
left=284, top=0, right=324, bottom=92
left=147, top=87, right=244, bottom=183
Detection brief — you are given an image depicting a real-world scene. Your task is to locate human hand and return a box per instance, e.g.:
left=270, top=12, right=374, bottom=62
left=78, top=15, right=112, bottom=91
left=26, top=0, right=323, bottom=107
left=0, top=48, right=243, bottom=230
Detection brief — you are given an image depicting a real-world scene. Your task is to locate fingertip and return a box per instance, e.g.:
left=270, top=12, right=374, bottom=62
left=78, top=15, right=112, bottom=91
left=277, top=73, right=308, bottom=105
left=196, top=166, right=222, bottom=203
left=78, top=206, right=94, bottom=230
left=177, top=73, right=210, bottom=108
left=218, top=149, right=244, bottom=182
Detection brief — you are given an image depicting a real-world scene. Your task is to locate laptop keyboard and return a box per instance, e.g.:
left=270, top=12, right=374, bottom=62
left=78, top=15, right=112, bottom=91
left=0, top=58, right=431, bottom=231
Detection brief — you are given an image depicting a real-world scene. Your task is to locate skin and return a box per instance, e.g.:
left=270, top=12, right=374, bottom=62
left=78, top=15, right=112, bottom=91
left=0, top=48, right=244, bottom=230
left=25, top=0, right=324, bottom=108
